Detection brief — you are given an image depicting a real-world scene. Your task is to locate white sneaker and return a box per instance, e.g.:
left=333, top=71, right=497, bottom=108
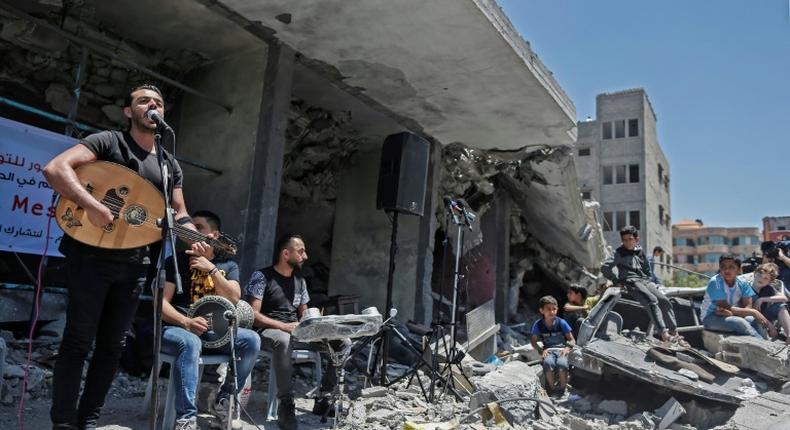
left=174, top=416, right=197, bottom=430
left=210, top=396, right=242, bottom=429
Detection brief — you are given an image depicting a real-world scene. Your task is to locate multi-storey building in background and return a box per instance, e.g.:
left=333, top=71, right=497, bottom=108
left=672, top=220, right=761, bottom=276
left=763, top=216, right=790, bottom=242
left=574, top=89, right=672, bottom=281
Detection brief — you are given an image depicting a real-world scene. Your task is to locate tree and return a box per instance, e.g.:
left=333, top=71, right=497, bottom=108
left=665, top=271, right=708, bottom=289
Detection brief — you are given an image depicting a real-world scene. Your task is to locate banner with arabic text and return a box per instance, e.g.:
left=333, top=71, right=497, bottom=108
left=0, top=116, right=76, bottom=256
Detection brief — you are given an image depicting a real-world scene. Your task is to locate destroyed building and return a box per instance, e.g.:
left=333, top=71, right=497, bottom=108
left=5, top=2, right=790, bottom=430
left=0, top=0, right=605, bottom=329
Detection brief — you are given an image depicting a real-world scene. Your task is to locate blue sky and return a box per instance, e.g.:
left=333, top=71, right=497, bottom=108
left=498, top=0, right=790, bottom=229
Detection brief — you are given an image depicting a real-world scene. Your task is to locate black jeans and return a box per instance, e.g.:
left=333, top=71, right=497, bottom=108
left=50, top=255, right=146, bottom=428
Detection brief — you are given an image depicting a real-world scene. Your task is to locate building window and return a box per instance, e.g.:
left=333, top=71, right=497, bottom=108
left=602, top=122, right=613, bottom=140
left=704, top=253, right=723, bottom=263
left=616, top=165, right=627, bottom=184
left=629, top=210, right=640, bottom=230
left=616, top=211, right=626, bottom=230
left=658, top=163, right=664, bottom=184
left=578, top=147, right=591, bottom=156
left=707, top=236, right=727, bottom=245
left=603, top=211, right=613, bottom=231
left=628, top=118, right=639, bottom=137
left=581, top=191, right=591, bottom=200
left=629, top=164, right=639, bottom=183
left=659, top=205, right=665, bottom=225
left=615, top=120, right=625, bottom=138
left=603, top=166, right=613, bottom=184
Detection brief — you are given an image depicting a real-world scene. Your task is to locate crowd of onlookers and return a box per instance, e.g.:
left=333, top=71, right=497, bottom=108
left=529, top=225, right=790, bottom=397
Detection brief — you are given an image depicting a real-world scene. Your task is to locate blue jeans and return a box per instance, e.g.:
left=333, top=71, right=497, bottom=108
left=542, top=348, right=569, bottom=372
left=703, top=314, right=765, bottom=339
left=762, top=302, right=788, bottom=322
left=162, top=326, right=261, bottom=419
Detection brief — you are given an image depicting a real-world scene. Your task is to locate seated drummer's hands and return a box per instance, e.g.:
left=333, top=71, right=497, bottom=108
left=187, top=241, right=214, bottom=260
left=189, top=256, right=214, bottom=273
left=185, top=316, right=208, bottom=335
left=280, top=322, right=298, bottom=333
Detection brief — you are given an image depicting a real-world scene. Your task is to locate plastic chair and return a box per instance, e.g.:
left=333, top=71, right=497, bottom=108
left=260, top=348, right=322, bottom=421
left=143, top=352, right=230, bottom=430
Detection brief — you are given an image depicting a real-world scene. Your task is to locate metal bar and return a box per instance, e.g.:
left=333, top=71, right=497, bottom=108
left=654, top=261, right=712, bottom=279
left=0, top=96, right=102, bottom=133
left=0, top=0, right=233, bottom=113
left=675, top=325, right=704, bottom=333
left=65, top=46, right=89, bottom=137
left=174, top=156, right=223, bottom=176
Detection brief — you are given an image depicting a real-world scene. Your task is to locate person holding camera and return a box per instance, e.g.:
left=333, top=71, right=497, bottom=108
left=761, top=241, right=790, bottom=287
left=751, top=263, right=790, bottom=343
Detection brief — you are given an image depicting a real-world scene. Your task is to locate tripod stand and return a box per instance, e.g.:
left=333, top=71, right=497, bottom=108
left=359, top=309, right=460, bottom=403
left=427, top=197, right=475, bottom=401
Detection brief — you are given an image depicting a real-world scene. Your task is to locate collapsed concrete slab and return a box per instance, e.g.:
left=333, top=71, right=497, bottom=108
left=574, top=334, right=755, bottom=406
left=715, top=391, right=790, bottom=430
left=702, top=331, right=790, bottom=381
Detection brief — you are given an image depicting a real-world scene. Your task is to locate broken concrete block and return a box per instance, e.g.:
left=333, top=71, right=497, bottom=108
left=781, top=381, right=790, bottom=395
left=655, top=397, right=685, bottom=430
left=470, top=361, right=541, bottom=424
left=596, top=399, right=627, bottom=416
left=677, top=368, right=698, bottom=380
left=361, top=386, right=388, bottom=398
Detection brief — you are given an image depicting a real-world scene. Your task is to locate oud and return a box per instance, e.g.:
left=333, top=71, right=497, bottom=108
left=55, top=161, right=237, bottom=254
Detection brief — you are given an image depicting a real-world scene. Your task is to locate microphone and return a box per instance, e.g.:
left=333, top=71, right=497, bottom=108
left=146, top=109, right=172, bottom=130
left=443, top=196, right=461, bottom=224
left=455, top=198, right=476, bottom=229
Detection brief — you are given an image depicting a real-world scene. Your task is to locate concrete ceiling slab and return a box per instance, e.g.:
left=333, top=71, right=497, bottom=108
left=220, top=0, right=577, bottom=150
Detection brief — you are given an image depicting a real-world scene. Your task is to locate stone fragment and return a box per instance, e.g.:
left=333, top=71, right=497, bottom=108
left=677, top=368, right=698, bottom=380
left=655, top=397, right=685, bottom=430
left=470, top=361, right=541, bottom=424
left=361, top=385, right=388, bottom=398
left=596, top=399, right=628, bottom=416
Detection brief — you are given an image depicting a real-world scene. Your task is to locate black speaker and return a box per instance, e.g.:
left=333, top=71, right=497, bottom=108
left=376, top=132, right=430, bottom=216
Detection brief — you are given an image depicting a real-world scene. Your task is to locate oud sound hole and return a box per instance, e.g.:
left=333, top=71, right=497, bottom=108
left=125, top=205, right=147, bottom=226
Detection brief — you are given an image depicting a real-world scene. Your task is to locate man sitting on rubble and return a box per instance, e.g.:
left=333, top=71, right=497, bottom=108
left=750, top=263, right=790, bottom=343
left=701, top=254, right=769, bottom=339
left=531, top=295, right=575, bottom=396
left=601, top=226, right=681, bottom=343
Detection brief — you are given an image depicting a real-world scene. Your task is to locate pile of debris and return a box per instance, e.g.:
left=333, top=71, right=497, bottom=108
left=0, top=328, right=147, bottom=407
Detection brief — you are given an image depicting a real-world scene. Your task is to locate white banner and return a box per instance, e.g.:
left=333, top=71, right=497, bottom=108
left=0, top=116, right=77, bottom=256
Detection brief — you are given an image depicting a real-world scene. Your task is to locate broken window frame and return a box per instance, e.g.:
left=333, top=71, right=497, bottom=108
left=629, top=163, right=640, bottom=183
left=578, top=147, right=591, bottom=156
left=614, top=120, right=626, bottom=138
left=629, top=210, right=641, bottom=230
left=628, top=118, right=639, bottom=137
left=603, top=166, right=614, bottom=184
left=616, top=165, right=627, bottom=184
left=602, top=121, right=613, bottom=140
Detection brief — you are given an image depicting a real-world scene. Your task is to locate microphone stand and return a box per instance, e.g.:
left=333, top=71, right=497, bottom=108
left=149, top=124, right=184, bottom=430
left=224, top=312, right=239, bottom=430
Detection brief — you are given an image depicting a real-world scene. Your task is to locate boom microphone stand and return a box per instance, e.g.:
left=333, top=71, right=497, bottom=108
left=435, top=198, right=475, bottom=399
left=149, top=120, right=184, bottom=430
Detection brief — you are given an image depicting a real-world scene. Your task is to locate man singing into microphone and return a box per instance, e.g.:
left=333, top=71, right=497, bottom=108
left=44, top=84, right=206, bottom=429
left=159, top=210, right=260, bottom=430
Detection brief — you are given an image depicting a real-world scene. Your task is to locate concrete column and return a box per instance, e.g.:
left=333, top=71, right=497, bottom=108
left=412, top=140, right=441, bottom=325
left=239, top=42, right=294, bottom=279
left=486, top=190, right=512, bottom=323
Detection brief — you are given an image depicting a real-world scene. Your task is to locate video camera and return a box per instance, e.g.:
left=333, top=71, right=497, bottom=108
left=761, top=240, right=790, bottom=267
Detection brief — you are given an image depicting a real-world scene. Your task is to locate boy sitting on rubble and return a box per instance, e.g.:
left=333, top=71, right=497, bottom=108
left=531, top=295, right=575, bottom=396
left=750, top=262, right=790, bottom=343
left=601, top=226, right=681, bottom=344
left=563, top=284, right=601, bottom=337
left=701, top=254, right=769, bottom=339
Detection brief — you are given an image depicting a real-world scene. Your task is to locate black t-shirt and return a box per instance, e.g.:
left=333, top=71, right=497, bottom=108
left=165, top=250, right=240, bottom=317
left=59, top=130, right=183, bottom=263
left=244, top=267, right=310, bottom=324
left=756, top=281, right=782, bottom=312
